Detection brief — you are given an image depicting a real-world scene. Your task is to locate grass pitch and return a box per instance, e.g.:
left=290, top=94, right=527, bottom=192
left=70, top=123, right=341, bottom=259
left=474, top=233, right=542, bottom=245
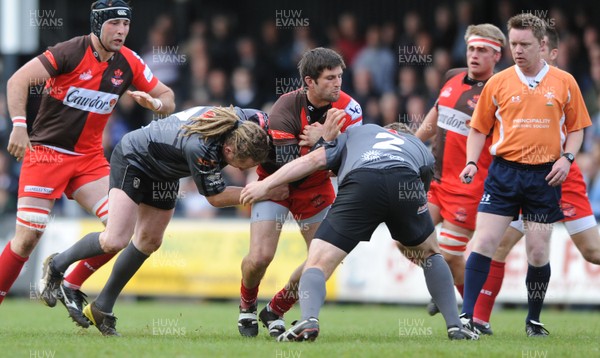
left=1, top=298, right=598, bottom=357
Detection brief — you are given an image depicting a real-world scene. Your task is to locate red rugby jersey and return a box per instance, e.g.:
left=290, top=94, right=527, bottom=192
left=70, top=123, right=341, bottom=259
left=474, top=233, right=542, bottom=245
left=432, top=68, right=493, bottom=194
left=32, top=35, right=158, bottom=154
left=258, top=89, right=363, bottom=188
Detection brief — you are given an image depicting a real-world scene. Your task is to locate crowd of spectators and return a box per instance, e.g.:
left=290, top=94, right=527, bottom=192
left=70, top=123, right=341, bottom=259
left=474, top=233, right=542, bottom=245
left=3, top=0, right=600, bottom=222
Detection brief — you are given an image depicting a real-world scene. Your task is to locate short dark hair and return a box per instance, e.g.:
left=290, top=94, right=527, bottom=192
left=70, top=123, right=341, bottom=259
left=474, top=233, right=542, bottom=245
left=297, top=47, right=346, bottom=86
left=507, top=13, right=546, bottom=42
left=545, top=27, right=559, bottom=51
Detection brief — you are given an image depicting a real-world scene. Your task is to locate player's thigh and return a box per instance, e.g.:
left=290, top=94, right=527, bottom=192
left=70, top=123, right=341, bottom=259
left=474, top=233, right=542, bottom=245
left=428, top=201, right=442, bottom=225
left=18, top=146, right=73, bottom=200
left=100, top=188, right=139, bottom=251
left=72, top=175, right=109, bottom=213
left=570, top=225, right=600, bottom=264
left=297, top=206, right=329, bottom=248
left=427, top=182, right=442, bottom=225
left=470, top=212, right=514, bottom=256
left=248, top=201, right=289, bottom=259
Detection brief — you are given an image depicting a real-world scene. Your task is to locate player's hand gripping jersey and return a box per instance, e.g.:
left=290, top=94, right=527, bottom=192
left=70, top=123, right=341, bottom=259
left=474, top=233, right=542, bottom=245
left=258, top=89, right=362, bottom=188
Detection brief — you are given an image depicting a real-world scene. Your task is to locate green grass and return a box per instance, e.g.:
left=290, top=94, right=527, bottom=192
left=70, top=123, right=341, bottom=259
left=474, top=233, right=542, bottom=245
left=1, top=299, right=598, bottom=357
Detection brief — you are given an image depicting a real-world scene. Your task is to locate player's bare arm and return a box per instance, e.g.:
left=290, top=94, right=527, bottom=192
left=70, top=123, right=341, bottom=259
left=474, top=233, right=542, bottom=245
left=460, top=127, right=487, bottom=183
left=241, top=148, right=328, bottom=205
left=240, top=109, right=344, bottom=204
left=6, top=57, right=51, bottom=161
left=415, top=106, right=438, bottom=142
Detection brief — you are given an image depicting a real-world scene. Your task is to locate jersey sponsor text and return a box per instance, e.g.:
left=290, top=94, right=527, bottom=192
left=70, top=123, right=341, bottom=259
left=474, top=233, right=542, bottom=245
left=62, top=86, right=119, bottom=114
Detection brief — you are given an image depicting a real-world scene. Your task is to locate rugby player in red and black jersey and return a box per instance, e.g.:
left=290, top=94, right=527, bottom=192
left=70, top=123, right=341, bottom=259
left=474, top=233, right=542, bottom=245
left=238, top=47, right=362, bottom=338
left=411, top=24, right=505, bottom=326
left=0, top=0, right=174, bottom=327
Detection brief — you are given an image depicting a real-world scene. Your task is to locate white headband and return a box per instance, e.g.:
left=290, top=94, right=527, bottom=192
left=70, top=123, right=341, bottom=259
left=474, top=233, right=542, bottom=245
left=467, top=35, right=502, bottom=52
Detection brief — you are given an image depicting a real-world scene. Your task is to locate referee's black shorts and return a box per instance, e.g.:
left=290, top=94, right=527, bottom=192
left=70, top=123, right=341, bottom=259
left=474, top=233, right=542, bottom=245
left=315, top=167, right=435, bottom=253
left=478, top=157, right=563, bottom=223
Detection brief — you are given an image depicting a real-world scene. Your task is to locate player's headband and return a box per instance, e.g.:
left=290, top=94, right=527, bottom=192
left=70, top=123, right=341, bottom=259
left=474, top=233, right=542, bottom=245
left=467, top=36, right=502, bottom=52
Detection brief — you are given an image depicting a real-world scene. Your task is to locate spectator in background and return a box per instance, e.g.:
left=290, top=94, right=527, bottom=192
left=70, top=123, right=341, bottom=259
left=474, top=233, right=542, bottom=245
left=415, top=31, right=435, bottom=64
left=405, top=95, right=427, bottom=132
left=397, top=67, right=422, bottom=113
left=235, top=37, right=269, bottom=100
left=183, top=36, right=211, bottom=107
left=433, top=4, right=456, bottom=50
left=433, top=48, right=452, bottom=75
left=451, top=0, right=474, bottom=66
left=353, top=25, right=396, bottom=94
left=350, top=67, right=378, bottom=109
left=398, top=11, right=422, bottom=49
left=333, top=13, right=364, bottom=67
left=380, top=22, right=398, bottom=52
left=207, top=13, right=237, bottom=73
left=206, top=68, right=232, bottom=106
left=494, top=0, right=513, bottom=34
left=231, top=67, right=262, bottom=109
left=362, top=97, right=381, bottom=125
left=379, top=93, right=400, bottom=127
left=278, top=27, right=317, bottom=80
left=423, top=67, right=442, bottom=107
left=583, top=54, right=600, bottom=116
left=141, top=15, right=180, bottom=90
left=258, top=20, right=285, bottom=102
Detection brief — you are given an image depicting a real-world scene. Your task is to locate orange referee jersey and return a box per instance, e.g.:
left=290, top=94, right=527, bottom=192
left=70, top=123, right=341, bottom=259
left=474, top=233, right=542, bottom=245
left=470, top=63, right=591, bottom=164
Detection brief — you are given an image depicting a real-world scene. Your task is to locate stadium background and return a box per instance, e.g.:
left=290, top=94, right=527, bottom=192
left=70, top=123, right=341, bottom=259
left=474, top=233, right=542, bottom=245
left=0, top=0, right=600, bottom=305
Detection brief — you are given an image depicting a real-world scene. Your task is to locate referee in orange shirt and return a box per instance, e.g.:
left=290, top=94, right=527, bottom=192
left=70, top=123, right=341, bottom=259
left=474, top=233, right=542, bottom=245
left=458, top=13, right=591, bottom=337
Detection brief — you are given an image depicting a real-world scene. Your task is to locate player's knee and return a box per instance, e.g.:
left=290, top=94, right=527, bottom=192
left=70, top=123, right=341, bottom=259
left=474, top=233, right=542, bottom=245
left=135, top=233, right=163, bottom=254
left=527, top=248, right=549, bottom=266
left=438, top=228, right=469, bottom=257
left=581, top=248, right=600, bottom=265
left=244, top=252, right=275, bottom=273
left=99, top=233, right=129, bottom=253
left=16, top=206, right=51, bottom=235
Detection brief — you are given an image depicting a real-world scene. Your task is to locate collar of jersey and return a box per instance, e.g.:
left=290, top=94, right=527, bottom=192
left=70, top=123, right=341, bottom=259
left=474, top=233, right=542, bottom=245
left=514, top=61, right=549, bottom=89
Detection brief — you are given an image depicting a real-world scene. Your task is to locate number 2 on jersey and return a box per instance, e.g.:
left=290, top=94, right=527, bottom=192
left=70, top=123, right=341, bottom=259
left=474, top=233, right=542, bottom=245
left=372, top=132, right=404, bottom=151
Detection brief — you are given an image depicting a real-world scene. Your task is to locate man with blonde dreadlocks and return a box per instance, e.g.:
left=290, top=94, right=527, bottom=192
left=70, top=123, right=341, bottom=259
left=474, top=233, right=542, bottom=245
left=40, top=106, right=288, bottom=336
